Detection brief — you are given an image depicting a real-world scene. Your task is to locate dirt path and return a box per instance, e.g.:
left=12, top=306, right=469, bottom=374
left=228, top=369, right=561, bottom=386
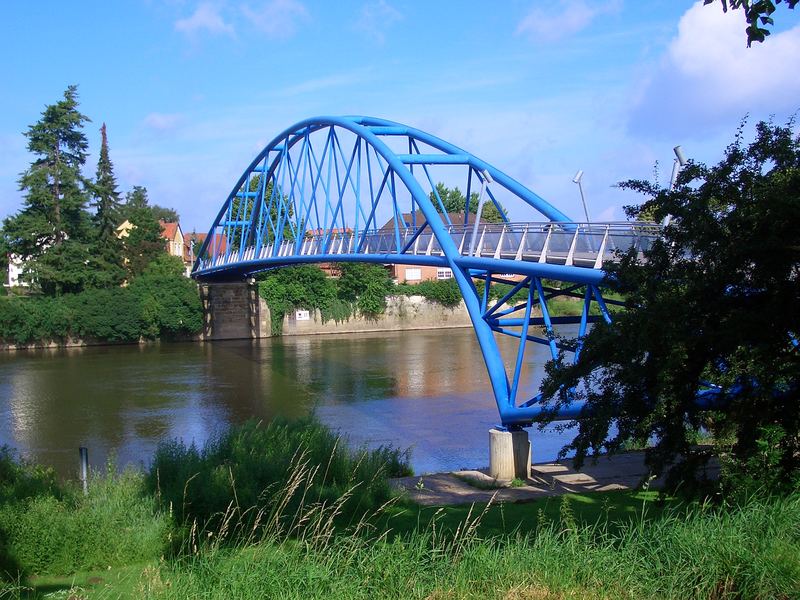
left=391, top=451, right=719, bottom=506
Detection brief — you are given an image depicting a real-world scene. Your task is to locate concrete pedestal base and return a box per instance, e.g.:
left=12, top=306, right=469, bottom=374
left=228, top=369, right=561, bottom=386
left=489, top=428, right=531, bottom=480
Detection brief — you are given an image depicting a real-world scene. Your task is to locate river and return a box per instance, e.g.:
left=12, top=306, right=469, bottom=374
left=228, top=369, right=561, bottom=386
left=0, top=327, right=579, bottom=478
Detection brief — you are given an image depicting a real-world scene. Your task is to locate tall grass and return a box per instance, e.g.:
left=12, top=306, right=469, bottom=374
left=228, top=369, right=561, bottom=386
left=142, top=492, right=800, bottom=599
left=146, top=417, right=411, bottom=546
left=0, top=453, right=168, bottom=579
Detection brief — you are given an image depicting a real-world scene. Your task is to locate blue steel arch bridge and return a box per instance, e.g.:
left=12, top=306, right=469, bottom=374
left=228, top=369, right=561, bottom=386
left=192, top=116, right=661, bottom=428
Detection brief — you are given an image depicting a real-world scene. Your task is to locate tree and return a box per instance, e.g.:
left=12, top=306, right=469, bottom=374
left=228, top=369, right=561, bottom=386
left=123, top=206, right=165, bottom=278
left=90, top=123, right=125, bottom=287
left=119, top=186, right=181, bottom=277
left=704, top=0, right=798, bottom=45
left=538, top=119, right=800, bottom=493
left=430, top=183, right=506, bottom=224
left=121, top=186, right=179, bottom=224
left=2, top=85, right=94, bottom=294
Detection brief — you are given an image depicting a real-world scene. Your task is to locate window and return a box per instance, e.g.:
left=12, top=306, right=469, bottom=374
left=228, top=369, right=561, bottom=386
left=405, top=268, right=421, bottom=281
left=437, top=268, right=453, bottom=280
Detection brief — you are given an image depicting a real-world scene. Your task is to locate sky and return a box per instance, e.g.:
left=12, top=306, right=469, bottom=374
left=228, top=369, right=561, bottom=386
left=1, top=1, right=798, bottom=233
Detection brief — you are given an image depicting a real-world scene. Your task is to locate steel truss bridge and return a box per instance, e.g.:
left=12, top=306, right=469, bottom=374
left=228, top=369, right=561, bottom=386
left=192, top=116, right=661, bottom=428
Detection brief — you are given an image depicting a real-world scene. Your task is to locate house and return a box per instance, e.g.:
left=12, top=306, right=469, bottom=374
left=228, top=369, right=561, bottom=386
left=183, top=232, right=227, bottom=275
left=116, top=219, right=190, bottom=276
left=159, top=221, right=184, bottom=259
left=378, top=212, right=477, bottom=284
left=5, top=255, right=27, bottom=288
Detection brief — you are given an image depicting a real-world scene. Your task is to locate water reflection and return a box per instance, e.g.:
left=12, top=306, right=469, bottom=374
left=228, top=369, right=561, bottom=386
left=0, top=328, right=580, bottom=477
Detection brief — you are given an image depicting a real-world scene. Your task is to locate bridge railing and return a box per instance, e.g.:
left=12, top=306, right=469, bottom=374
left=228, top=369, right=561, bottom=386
left=194, top=221, right=661, bottom=273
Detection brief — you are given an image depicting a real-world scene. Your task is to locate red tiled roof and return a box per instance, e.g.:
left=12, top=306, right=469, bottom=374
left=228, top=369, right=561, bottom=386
left=185, top=232, right=227, bottom=261
left=379, top=211, right=475, bottom=231
left=159, top=220, right=180, bottom=240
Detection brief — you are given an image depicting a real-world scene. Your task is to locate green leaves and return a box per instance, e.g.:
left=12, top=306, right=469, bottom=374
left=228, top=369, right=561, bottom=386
left=540, top=119, right=800, bottom=493
left=430, top=182, right=506, bottom=223
left=704, top=0, right=797, bottom=46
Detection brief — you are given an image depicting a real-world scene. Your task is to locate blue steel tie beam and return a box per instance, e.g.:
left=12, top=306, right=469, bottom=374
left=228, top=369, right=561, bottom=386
left=193, top=116, right=658, bottom=427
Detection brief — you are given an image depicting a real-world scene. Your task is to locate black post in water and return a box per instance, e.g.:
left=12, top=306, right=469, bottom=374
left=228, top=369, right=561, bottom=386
left=79, top=447, right=89, bottom=496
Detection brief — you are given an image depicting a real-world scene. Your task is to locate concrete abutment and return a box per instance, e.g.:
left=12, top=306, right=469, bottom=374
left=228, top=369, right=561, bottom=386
left=489, top=427, right=531, bottom=480
left=199, top=280, right=270, bottom=340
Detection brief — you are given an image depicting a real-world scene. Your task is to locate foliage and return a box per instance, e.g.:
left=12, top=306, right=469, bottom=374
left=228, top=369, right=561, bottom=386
left=146, top=418, right=411, bottom=540
left=538, top=119, right=800, bottom=493
left=122, top=186, right=179, bottom=224
left=0, top=457, right=168, bottom=578
left=336, top=263, right=393, bottom=317
left=2, top=85, right=94, bottom=295
left=0, top=256, right=202, bottom=344
left=129, top=255, right=203, bottom=338
left=257, top=265, right=338, bottom=334
left=123, top=205, right=167, bottom=278
left=430, top=182, right=506, bottom=223
left=257, top=264, right=394, bottom=334
left=125, top=491, right=799, bottom=600
left=89, top=123, right=125, bottom=287
left=64, top=287, right=144, bottom=342
left=705, top=0, right=798, bottom=45
left=396, top=278, right=463, bottom=308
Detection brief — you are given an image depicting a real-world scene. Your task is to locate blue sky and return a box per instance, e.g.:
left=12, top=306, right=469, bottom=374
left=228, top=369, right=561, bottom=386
left=1, top=1, right=798, bottom=233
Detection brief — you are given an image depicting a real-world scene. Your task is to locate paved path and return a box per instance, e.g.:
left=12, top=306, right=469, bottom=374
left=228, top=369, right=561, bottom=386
left=391, top=451, right=719, bottom=506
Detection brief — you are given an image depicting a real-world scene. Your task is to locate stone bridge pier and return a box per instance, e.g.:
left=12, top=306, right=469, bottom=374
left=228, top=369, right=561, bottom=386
left=199, top=279, right=270, bottom=340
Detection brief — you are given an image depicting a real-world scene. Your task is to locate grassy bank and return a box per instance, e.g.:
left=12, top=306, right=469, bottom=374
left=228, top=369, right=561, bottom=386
left=1, top=420, right=797, bottom=599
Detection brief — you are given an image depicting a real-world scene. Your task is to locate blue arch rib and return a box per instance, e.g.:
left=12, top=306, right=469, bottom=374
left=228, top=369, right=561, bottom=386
left=194, top=116, right=586, bottom=425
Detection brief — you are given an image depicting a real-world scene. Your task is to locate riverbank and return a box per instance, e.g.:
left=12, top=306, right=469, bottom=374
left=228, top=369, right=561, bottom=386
left=1, top=419, right=797, bottom=599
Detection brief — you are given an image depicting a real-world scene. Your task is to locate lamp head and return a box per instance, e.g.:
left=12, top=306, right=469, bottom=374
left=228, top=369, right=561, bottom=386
left=572, top=170, right=583, bottom=184
left=673, top=145, right=687, bottom=166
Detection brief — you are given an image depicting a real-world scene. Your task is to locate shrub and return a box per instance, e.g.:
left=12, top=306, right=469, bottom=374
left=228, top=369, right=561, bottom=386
left=64, top=287, right=144, bottom=342
left=257, top=265, right=339, bottom=334
left=396, top=279, right=462, bottom=308
left=147, top=418, right=411, bottom=540
left=129, top=255, right=203, bottom=338
left=0, top=470, right=168, bottom=576
left=0, top=449, right=167, bottom=578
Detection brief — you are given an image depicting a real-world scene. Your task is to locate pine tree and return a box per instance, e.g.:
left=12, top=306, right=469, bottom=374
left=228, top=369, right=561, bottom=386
left=90, top=123, right=125, bottom=286
left=92, top=123, right=121, bottom=244
left=2, top=85, right=94, bottom=294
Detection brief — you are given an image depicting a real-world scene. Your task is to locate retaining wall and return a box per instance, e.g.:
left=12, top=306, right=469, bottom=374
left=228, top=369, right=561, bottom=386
left=282, top=295, right=473, bottom=336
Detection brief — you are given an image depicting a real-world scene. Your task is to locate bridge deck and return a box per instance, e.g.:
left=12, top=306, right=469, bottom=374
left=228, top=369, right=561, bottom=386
left=194, top=221, right=659, bottom=275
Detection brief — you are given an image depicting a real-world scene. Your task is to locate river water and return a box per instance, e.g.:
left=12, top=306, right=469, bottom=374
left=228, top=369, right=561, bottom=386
left=0, top=327, right=578, bottom=478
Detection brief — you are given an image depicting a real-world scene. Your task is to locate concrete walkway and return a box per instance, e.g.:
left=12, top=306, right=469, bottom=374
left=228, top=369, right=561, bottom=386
left=391, top=451, right=718, bottom=506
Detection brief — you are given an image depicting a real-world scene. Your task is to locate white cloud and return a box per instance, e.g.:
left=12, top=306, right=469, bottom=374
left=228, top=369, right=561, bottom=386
left=277, top=71, right=369, bottom=96
left=628, top=1, right=800, bottom=138
left=143, top=112, right=184, bottom=132
left=241, top=0, right=309, bottom=39
left=516, top=0, right=620, bottom=43
left=175, top=3, right=234, bottom=36
left=354, top=1, right=403, bottom=44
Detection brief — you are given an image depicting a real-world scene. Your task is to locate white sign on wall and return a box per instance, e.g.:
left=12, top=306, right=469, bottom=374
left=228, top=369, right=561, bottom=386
left=295, top=310, right=310, bottom=321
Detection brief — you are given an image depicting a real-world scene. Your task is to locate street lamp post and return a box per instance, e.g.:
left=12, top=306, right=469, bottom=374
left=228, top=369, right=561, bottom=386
left=469, top=169, right=493, bottom=256
left=572, top=170, right=590, bottom=223
left=664, top=145, right=688, bottom=227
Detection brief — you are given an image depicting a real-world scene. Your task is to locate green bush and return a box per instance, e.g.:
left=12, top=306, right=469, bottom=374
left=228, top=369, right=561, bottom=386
left=257, top=265, right=342, bottom=334
left=147, top=418, right=411, bottom=540
left=396, top=279, right=462, bottom=308
left=0, top=255, right=202, bottom=345
left=129, top=255, right=203, bottom=338
left=64, top=287, right=143, bottom=342
left=0, top=450, right=167, bottom=578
